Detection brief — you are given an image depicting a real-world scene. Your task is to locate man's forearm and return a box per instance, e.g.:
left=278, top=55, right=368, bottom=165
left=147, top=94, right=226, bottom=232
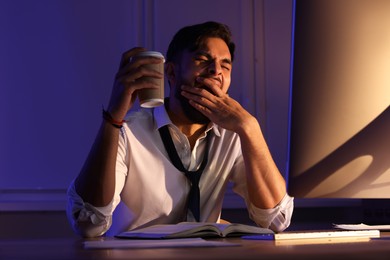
left=74, top=121, right=121, bottom=207
left=237, top=118, right=287, bottom=209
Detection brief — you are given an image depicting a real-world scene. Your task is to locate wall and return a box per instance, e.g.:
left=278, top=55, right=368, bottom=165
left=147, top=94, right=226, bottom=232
left=0, top=0, right=293, bottom=238
left=0, top=0, right=293, bottom=212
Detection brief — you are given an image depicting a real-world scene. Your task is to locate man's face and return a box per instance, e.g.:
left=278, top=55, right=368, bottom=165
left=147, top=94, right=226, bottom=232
left=170, top=37, right=232, bottom=123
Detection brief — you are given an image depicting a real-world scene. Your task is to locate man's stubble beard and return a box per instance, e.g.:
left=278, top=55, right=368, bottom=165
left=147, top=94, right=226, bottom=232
left=174, top=77, right=210, bottom=124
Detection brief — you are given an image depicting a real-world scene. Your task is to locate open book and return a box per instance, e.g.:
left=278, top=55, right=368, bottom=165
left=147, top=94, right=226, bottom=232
left=116, top=222, right=274, bottom=239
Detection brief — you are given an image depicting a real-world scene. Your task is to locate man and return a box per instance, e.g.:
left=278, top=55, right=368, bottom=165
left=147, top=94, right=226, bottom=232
left=67, top=21, right=293, bottom=237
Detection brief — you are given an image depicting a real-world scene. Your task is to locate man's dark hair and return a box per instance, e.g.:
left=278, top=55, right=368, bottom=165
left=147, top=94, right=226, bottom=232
left=166, top=21, right=235, bottom=63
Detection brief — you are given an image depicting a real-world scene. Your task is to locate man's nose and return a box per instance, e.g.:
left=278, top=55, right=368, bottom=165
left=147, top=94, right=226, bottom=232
left=207, top=61, right=222, bottom=75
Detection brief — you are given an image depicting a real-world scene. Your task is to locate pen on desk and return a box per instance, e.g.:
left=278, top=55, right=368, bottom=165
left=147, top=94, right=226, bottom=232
left=241, top=234, right=275, bottom=240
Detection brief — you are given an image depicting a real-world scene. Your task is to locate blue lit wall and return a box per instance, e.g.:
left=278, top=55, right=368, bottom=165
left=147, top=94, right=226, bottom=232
left=0, top=1, right=293, bottom=210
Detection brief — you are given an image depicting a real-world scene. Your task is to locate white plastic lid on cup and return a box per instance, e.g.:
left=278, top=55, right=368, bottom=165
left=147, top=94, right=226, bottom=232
left=133, top=51, right=165, bottom=62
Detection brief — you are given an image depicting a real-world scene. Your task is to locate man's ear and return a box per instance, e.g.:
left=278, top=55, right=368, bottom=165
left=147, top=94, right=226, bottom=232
left=165, top=62, right=176, bottom=86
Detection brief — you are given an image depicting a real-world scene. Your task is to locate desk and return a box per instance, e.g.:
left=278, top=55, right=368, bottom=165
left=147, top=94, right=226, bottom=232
left=1, top=232, right=390, bottom=259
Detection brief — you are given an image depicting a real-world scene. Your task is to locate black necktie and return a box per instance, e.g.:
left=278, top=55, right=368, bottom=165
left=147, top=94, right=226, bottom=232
left=158, top=125, right=210, bottom=221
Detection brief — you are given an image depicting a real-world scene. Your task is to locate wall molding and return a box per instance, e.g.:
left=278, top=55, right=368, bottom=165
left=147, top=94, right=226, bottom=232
left=0, top=189, right=67, bottom=211
left=0, top=188, right=365, bottom=211
left=0, top=188, right=246, bottom=211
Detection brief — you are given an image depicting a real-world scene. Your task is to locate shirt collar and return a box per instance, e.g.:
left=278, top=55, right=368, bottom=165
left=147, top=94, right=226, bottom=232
left=153, top=104, right=221, bottom=137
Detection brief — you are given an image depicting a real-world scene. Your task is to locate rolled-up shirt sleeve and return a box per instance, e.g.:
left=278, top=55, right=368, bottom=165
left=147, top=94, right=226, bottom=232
left=230, top=154, right=294, bottom=233
left=66, top=180, right=118, bottom=237
left=67, top=127, right=128, bottom=237
left=247, top=193, right=294, bottom=233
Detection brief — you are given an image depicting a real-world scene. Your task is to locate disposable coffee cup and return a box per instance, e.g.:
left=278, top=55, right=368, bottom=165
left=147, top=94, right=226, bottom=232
left=134, top=51, right=165, bottom=108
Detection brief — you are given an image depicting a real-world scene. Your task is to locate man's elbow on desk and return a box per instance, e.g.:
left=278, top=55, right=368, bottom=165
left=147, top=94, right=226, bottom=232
left=249, top=194, right=294, bottom=233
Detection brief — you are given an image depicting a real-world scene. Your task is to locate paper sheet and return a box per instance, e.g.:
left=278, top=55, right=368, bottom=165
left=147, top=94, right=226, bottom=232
left=84, top=238, right=239, bottom=249
left=334, top=223, right=390, bottom=231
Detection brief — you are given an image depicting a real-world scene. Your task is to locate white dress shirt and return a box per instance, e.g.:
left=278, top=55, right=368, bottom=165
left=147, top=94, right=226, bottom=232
left=67, top=105, right=294, bottom=237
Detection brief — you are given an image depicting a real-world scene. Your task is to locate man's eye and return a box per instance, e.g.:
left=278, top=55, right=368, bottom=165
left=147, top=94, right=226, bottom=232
left=195, top=57, right=208, bottom=62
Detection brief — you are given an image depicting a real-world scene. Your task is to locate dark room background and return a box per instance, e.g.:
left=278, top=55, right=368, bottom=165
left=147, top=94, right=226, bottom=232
left=0, top=0, right=293, bottom=213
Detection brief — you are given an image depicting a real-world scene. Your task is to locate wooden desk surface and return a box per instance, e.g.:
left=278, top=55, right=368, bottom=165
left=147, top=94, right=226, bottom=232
left=1, top=232, right=390, bottom=259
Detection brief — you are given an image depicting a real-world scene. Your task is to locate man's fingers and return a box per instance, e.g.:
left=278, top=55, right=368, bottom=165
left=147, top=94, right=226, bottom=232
left=119, top=47, right=146, bottom=69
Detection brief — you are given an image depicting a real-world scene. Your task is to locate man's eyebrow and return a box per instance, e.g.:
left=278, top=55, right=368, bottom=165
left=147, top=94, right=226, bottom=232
left=194, top=51, right=211, bottom=58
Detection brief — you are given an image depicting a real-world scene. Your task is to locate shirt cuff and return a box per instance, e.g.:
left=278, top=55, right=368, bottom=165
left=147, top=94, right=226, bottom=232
left=66, top=180, right=116, bottom=237
left=248, top=193, right=294, bottom=232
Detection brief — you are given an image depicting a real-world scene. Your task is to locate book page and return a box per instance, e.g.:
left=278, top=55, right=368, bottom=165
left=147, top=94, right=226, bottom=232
left=117, top=222, right=221, bottom=239
left=222, top=223, right=274, bottom=237
left=117, top=222, right=274, bottom=239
